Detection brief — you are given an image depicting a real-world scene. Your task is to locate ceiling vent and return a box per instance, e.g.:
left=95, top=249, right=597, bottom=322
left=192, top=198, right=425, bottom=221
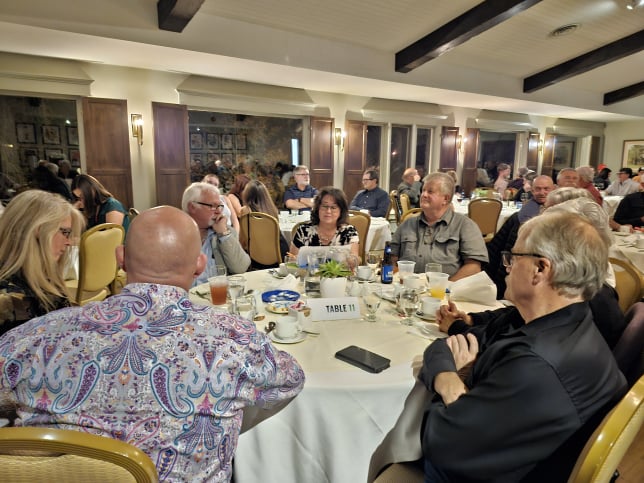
left=548, top=24, right=581, bottom=38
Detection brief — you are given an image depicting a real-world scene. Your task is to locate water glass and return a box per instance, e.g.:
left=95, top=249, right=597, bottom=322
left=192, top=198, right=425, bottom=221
left=366, top=252, right=380, bottom=272
left=284, top=254, right=299, bottom=277
left=236, top=294, right=257, bottom=321
left=397, top=260, right=416, bottom=284
left=425, top=263, right=441, bottom=273
left=399, top=288, right=419, bottom=326
left=227, top=275, right=246, bottom=313
left=363, top=286, right=382, bottom=322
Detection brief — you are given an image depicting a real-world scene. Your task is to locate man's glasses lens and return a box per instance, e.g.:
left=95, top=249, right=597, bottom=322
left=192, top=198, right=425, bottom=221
left=195, top=201, right=224, bottom=211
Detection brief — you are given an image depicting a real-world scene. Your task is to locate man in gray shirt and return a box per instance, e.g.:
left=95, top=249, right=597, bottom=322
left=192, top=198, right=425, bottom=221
left=391, top=172, right=488, bottom=280
left=397, top=167, right=423, bottom=208
left=605, top=167, right=639, bottom=196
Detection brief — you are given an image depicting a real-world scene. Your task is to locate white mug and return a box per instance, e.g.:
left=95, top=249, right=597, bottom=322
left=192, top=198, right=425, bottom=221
left=275, top=316, right=301, bottom=339
left=636, top=237, right=644, bottom=249
left=278, top=263, right=288, bottom=276
left=421, top=296, right=441, bottom=315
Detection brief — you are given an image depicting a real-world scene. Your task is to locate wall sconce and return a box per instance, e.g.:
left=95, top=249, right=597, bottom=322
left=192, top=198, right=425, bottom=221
left=131, top=114, right=143, bottom=146
left=537, top=138, right=544, bottom=153
left=334, top=127, right=345, bottom=151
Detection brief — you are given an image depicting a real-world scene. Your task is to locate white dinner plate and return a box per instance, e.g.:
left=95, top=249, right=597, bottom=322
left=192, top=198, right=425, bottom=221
left=613, top=231, right=631, bottom=237
left=269, top=331, right=306, bottom=344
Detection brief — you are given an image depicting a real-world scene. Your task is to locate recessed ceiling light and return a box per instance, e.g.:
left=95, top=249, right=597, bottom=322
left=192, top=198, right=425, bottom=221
left=548, top=24, right=581, bottom=38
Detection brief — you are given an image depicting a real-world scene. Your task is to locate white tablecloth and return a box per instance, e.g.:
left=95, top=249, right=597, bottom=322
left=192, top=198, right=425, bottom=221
left=280, top=216, right=392, bottom=252
left=452, top=202, right=519, bottom=232
left=190, top=271, right=501, bottom=483
left=602, top=195, right=623, bottom=218
left=610, top=235, right=644, bottom=275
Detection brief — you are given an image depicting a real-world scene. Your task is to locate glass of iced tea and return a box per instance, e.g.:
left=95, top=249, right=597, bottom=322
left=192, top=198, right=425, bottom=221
left=209, top=264, right=228, bottom=305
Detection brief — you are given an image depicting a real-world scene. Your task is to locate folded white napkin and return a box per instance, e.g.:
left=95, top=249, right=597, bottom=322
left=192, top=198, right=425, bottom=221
left=274, top=274, right=300, bottom=291
left=449, top=271, right=497, bottom=306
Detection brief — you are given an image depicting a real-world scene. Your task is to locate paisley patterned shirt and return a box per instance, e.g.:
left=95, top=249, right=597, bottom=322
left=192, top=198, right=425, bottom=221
left=0, top=283, right=305, bottom=482
left=292, top=222, right=359, bottom=248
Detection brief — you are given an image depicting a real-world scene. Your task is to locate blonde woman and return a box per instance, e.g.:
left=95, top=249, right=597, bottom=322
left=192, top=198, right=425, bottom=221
left=0, top=190, right=84, bottom=335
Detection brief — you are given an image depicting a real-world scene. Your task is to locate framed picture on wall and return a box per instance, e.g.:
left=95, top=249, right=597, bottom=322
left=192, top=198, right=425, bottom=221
left=69, top=149, right=81, bottom=167
left=221, top=133, right=233, bottom=150
left=190, top=132, right=203, bottom=150
left=235, top=133, right=247, bottom=150
left=42, top=125, right=61, bottom=145
left=20, top=148, right=39, bottom=167
left=622, top=139, right=644, bottom=170
left=67, top=126, right=79, bottom=145
left=206, top=133, right=220, bottom=149
left=553, top=141, right=574, bottom=169
left=16, top=123, right=36, bottom=143
left=45, top=148, right=64, bottom=160
left=221, top=153, right=233, bottom=165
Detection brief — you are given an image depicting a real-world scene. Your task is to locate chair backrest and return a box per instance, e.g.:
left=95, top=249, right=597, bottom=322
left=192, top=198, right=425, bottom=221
left=348, top=210, right=371, bottom=263
left=468, top=198, right=503, bottom=237
left=239, top=212, right=282, bottom=267
left=291, top=221, right=306, bottom=245
left=0, top=427, right=158, bottom=483
left=613, top=302, right=644, bottom=386
left=389, top=190, right=401, bottom=224
left=400, top=208, right=423, bottom=223
left=76, top=223, right=125, bottom=304
left=399, top=193, right=411, bottom=215
left=609, top=258, right=642, bottom=313
left=504, top=188, right=518, bottom=201
left=567, top=375, right=644, bottom=483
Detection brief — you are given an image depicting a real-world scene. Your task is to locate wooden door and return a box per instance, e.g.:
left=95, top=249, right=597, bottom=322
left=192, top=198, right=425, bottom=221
left=462, top=128, right=479, bottom=195
left=153, top=102, right=189, bottom=207
left=82, top=97, right=133, bottom=209
left=343, top=120, right=367, bottom=201
left=527, top=132, right=540, bottom=173
left=542, top=133, right=556, bottom=178
left=310, top=117, right=334, bottom=189
left=439, top=126, right=458, bottom=172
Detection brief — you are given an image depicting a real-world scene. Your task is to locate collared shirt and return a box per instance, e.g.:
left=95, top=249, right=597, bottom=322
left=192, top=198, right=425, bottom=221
left=420, top=303, right=626, bottom=482
left=283, top=184, right=318, bottom=211
left=605, top=178, right=639, bottom=196
left=517, top=198, right=542, bottom=224
left=193, top=228, right=251, bottom=287
left=613, top=191, right=644, bottom=227
left=391, top=209, right=488, bottom=276
left=0, top=283, right=305, bottom=482
left=349, top=187, right=389, bottom=218
left=397, top=181, right=422, bottom=207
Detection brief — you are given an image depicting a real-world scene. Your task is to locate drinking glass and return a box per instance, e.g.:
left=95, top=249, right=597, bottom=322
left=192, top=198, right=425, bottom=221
left=284, top=254, right=299, bottom=277
left=397, top=260, right=416, bottom=284
left=427, top=272, right=449, bottom=300
left=209, top=275, right=228, bottom=306
left=399, top=288, right=419, bottom=326
left=366, top=252, right=380, bottom=272
left=363, top=286, right=382, bottom=322
left=236, top=294, right=257, bottom=321
left=227, top=275, right=246, bottom=314
left=425, top=263, right=441, bottom=274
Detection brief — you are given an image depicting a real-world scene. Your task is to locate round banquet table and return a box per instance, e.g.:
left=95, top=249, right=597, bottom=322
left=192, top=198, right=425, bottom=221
left=190, top=270, right=502, bottom=483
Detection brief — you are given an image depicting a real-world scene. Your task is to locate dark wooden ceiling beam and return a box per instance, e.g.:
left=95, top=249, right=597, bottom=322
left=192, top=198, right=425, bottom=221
left=604, top=81, right=644, bottom=105
left=524, top=29, right=644, bottom=93
left=158, top=0, right=205, bottom=33
left=395, top=0, right=543, bottom=73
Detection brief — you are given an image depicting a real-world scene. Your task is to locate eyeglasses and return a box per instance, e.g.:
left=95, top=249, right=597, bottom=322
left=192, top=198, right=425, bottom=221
left=501, top=251, right=545, bottom=268
left=320, top=205, right=340, bottom=212
left=296, top=172, right=310, bottom=177
left=362, top=178, right=373, bottom=182
left=193, top=201, right=225, bottom=211
left=58, top=227, right=73, bottom=239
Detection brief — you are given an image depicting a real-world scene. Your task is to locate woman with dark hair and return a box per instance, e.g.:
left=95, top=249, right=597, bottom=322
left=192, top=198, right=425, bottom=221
left=71, top=174, right=129, bottom=233
left=240, top=180, right=289, bottom=266
left=593, top=167, right=612, bottom=190
left=289, top=187, right=359, bottom=258
left=226, top=174, right=250, bottom=218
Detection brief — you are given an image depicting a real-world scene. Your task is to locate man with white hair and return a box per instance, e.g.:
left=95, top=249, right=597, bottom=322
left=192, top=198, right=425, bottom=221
left=397, top=167, right=423, bottom=208
left=182, top=182, right=250, bottom=286
left=422, top=211, right=626, bottom=482
left=556, top=167, right=579, bottom=188
left=576, top=166, right=603, bottom=205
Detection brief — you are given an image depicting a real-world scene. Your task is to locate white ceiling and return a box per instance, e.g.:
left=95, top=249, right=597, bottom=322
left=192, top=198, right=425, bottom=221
left=0, top=0, right=642, bottom=122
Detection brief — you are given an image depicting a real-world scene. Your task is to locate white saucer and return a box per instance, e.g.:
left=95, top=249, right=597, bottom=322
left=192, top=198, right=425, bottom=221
left=416, top=310, right=436, bottom=321
left=269, top=331, right=306, bottom=344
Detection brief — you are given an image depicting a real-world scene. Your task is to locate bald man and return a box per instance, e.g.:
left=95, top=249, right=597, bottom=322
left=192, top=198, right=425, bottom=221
left=397, top=167, right=423, bottom=208
left=0, top=206, right=305, bottom=482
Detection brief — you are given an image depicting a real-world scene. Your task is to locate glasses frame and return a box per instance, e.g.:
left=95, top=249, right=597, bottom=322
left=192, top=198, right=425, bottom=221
left=193, top=201, right=225, bottom=211
left=501, top=251, right=545, bottom=268
left=319, top=204, right=340, bottom=212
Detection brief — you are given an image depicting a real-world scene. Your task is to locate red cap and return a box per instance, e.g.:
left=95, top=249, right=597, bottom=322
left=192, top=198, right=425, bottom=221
left=598, top=164, right=607, bottom=171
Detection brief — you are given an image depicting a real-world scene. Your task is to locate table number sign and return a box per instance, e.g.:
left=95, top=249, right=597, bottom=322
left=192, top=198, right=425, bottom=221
left=308, top=297, right=361, bottom=321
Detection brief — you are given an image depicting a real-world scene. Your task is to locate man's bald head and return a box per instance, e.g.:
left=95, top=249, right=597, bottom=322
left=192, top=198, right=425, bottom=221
left=117, top=206, right=206, bottom=290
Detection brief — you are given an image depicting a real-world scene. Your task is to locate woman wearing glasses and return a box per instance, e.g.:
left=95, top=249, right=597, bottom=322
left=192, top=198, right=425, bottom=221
left=290, top=187, right=359, bottom=259
left=0, top=190, right=84, bottom=335
left=71, top=174, right=129, bottom=233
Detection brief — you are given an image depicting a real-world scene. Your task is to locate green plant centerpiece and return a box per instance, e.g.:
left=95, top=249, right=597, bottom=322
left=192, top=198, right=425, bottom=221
left=317, top=259, right=352, bottom=278
left=317, top=259, right=351, bottom=298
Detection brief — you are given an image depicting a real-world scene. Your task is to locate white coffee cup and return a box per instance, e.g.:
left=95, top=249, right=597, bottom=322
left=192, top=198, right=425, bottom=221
left=636, top=237, right=644, bottom=249
left=403, top=274, right=424, bottom=290
left=275, top=316, right=301, bottom=339
left=357, top=265, right=372, bottom=280
left=421, top=297, right=441, bottom=316
left=277, top=263, right=288, bottom=276
left=619, top=225, right=631, bottom=233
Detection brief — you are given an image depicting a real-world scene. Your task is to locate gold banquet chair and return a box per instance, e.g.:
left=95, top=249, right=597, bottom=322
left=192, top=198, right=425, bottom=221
left=389, top=190, right=402, bottom=224
left=239, top=212, right=282, bottom=268
left=399, top=192, right=412, bottom=217
left=468, top=198, right=502, bottom=243
left=400, top=208, right=422, bottom=223
left=0, top=427, right=158, bottom=483
left=568, top=375, right=644, bottom=483
left=65, top=223, right=125, bottom=306
left=609, top=258, right=642, bottom=313
left=348, top=210, right=371, bottom=263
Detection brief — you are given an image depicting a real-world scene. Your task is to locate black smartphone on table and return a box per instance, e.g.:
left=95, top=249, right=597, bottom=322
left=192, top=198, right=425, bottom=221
left=335, top=345, right=390, bottom=373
